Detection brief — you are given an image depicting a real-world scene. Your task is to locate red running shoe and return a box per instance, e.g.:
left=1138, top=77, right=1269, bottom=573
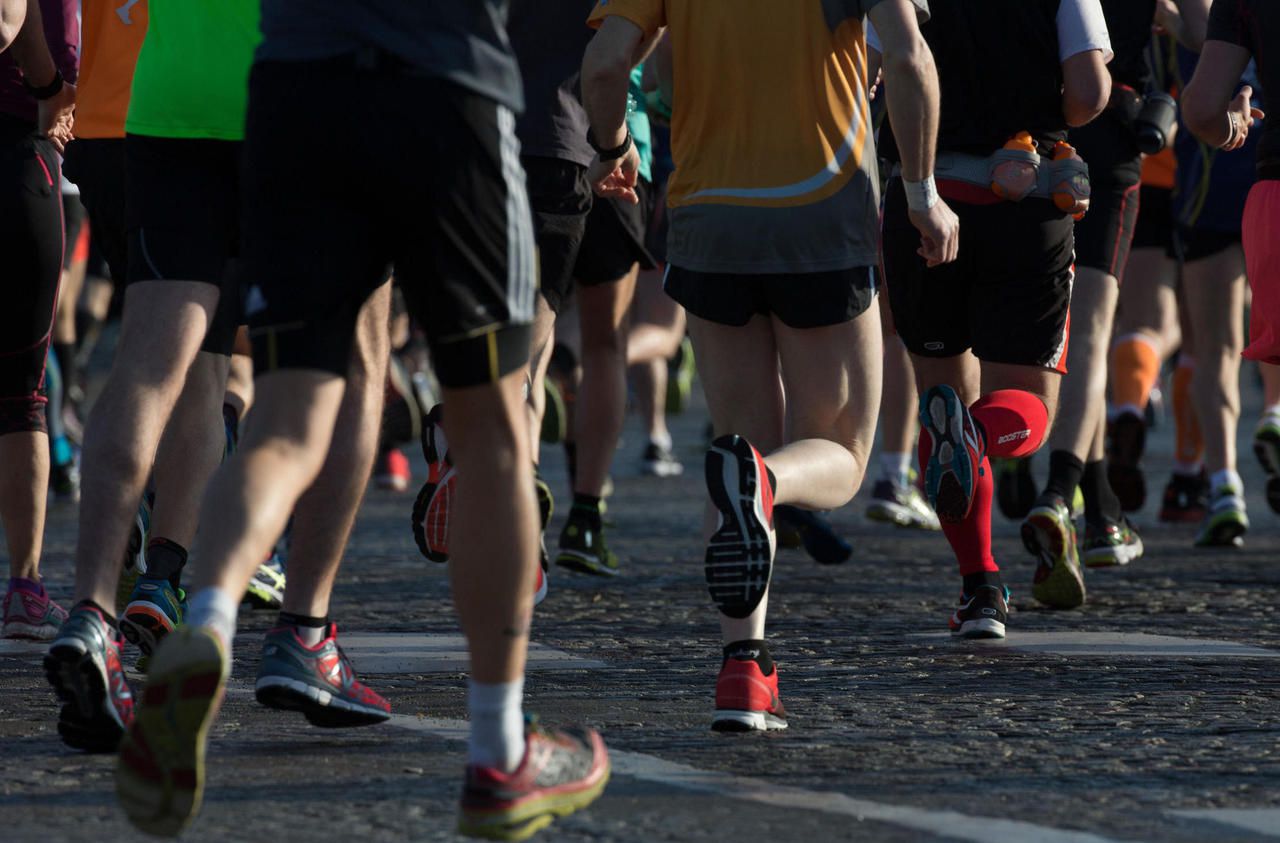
left=711, top=656, right=787, bottom=732
left=376, top=448, right=411, bottom=492
left=44, top=601, right=135, bottom=752
left=412, top=405, right=456, bottom=563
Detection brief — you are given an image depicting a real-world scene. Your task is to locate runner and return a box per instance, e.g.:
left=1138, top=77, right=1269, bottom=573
left=116, top=3, right=608, bottom=840
left=586, top=0, right=953, bottom=731
left=0, top=0, right=75, bottom=641
left=877, top=0, right=1111, bottom=619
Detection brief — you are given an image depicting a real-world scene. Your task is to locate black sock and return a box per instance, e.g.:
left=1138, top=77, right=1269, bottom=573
left=75, top=599, right=118, bottom=630
left=564, top=441, right=578, bottom=486
left=1043, top=450, right=1084, bottom=504
left=571, top=494, right=602, bottom=528
left=145, top=538, right=188, bottom=590
left=277, top=611, right=328, bottom=630
left=723, top=639, right=774, bottom=674
left=53, top=341, right=77, bottom=390
left=1081, top=460, right=1123, bottom=524
left=962, top=570, right=1003, bottom=595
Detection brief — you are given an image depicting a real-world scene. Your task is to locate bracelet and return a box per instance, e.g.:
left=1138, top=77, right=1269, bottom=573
left=1222, top=113, right=1239, bottom=149
left=22, top=68, right=64, bottom=101
left=587, top=127, right=633, bottom=161
left=903, top=175, right=939, bottom=211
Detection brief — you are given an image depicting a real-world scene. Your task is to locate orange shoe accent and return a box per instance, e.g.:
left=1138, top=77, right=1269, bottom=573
left=1172, top=359, right=1204, bottom=464
left=1111, top=334, right=1161, bottom=412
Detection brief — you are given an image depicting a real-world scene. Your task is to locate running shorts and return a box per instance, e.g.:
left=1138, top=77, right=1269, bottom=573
left=882, top=177, right=1073, bottom=373
left=665, top=264, right=876, bottom=329
left=1171, top=227, right=1241, bottom=263
left=574, top=178, right=656, bottom=285
left=124, top=135, right=243, bottom=356
left=1069, top=111, right=1142, bottom=280
left=524, top=156, right=591, bottom=315
left=63, top=137, right=128, bottom=287
left=1243, top=179, right=1280, bottom=364
left=1131, top=185, right=1173, bottom=252
left=241, top=56, right=534, bottom=389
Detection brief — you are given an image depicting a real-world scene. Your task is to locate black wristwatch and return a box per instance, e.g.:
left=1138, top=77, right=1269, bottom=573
left=23, top=69, right=65, bottom=101
left=587, top=127, right=633, bottom=161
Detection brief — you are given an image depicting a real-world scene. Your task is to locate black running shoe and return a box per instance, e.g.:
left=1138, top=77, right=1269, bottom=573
left=949, top=585, right=1009, bottom=639
left=994, top=457, right=1036, bottom=520
left=1107, top=411, right=1147, bottom=512
left=705, top=435, right=775, bottom=619
left=1159, top=471, right=1209, bottom=524
left=773, top=505, right=852, bottom=565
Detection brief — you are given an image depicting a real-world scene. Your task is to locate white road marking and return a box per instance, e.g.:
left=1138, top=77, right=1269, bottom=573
left=1167, top=809, right=1280, bottom=838
left=294, top=632, right=606, bottom=674
left=910, top=631, right=1280, bottom=659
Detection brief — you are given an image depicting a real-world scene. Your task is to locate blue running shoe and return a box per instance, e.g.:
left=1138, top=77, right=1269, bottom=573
left=254, top=622, right=391, bottom=727
left=918, top=385, right=985, bottom=523
left=119, top=578, right=185, bottom=657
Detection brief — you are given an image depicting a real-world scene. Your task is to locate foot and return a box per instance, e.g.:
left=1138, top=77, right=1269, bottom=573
left=1195, top=483, right=1249, bottom=548
left=50, top=458, right=81, bottom=503
left=244, top=554, right=287, bottom=610
left=1081, top=517, right=1144, bottom=568
left=704, top=435, right=775, bottom=619
left=3, top=579, right=68, bottom=640
left=918, top=385, right=984, bottom=523
left=116, top=496, right=153, bottom=613
left=666, top=336, right=695, bottom=415
left=864, top=478, right=941, bottom=531
left=374, top=448, right=411, bottom=492
left=639, top=440, right=684, bottom=477
left=255, top=622, right=391, bottom=727
left=1159, top=471, right=1209, bottom=523
left=774, top=505, right=853, bottom=564
left=555, top=506, right=620, bottom=577
left=412, top=404, right=456, bottom=564
left=1107, top=411, right=1147, bottom=512
left=949, top=585, right=1009, bottom=639
left=1022, top=496, right=1085, bottom=610
left=1253, top=416, right=1280, bottom=514
left=458, top=720, right=610, bottom=841
left=116, top=626, right=227, bottom=837
left=993, top=457, right=1036, bottom=520
left=711, top=654, right=787, bottom=732
left=119, top=577, right=186, bottom=658
left=44, top=602, right=135, bottom=752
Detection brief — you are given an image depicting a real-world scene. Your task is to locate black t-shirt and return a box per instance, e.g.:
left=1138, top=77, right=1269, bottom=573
left=508, top=0, right=596, bottom=167
left=1208, top=0, right=1279, bottom=169
left=257, top=0, right=523, bottom=113
left=1101, top=0, right=1155, bottom=91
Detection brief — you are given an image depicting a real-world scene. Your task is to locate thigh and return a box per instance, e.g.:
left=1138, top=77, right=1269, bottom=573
left=687, top=313, right=784, bottom=451
left=1183, top=242, right=1246, bottom=348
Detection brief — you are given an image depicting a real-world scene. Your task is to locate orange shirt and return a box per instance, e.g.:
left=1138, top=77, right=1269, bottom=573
left=75, top=0, right=149, bottom=139
left=1141, top=146, right=1176, bottom=190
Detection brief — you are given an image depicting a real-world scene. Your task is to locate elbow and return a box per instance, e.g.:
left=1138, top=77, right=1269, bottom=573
left=881, top=34, right=932, bottom=85
left=0, top=3, right=25, bottom=52
left=1063, top=77, right=1110, bottom=127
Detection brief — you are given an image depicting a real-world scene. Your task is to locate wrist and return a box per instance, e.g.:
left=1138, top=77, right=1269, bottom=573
left=23, top=68, right=64, bottom=101
left=588, top=127, right=633, bottom=162
left=1221, top=112, right=1239, bottom=149
left=903, top=174, right=939, bottom=212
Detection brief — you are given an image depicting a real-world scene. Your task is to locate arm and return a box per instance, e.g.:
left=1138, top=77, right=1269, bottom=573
left=1182, top=39, right=1264, bottom=151
left=1061, top=49, right=1110, bottom=126
left=6, top=0, right=75, bottom=152
left=581, top=15, right=646, bottom=203
left=869, top=0, right=959, bottom=267
left=0, top=0, right=26, bottom=53
left=1158, top=0, right=1210, bottom=52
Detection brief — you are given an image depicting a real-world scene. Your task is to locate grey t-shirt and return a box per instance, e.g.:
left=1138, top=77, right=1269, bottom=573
left=256, top=0, right=523, bottom=112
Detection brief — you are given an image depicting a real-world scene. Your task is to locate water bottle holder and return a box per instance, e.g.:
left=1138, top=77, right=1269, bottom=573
left=988, top=149, right=1042, bottom=202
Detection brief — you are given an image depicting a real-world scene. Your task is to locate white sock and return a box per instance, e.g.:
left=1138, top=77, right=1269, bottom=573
left=1210, top=469, right=1243, bottom=495
left=880, top=452, right=912, bottom=487
left=650, top=430, right=673, bottom=451
left=1173, top=459, right=1203, bottom=477
left=468, top=678, right=526, bottom=773
left=1261, top=404, right=1280, bottom=425
left=185, top=587, right=239, bottom=653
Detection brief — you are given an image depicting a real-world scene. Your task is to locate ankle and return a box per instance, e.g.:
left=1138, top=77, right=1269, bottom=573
left=467, top=678, right=526, bottom=773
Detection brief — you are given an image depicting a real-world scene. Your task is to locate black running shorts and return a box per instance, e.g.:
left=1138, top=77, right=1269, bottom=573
left=882, top=178, right=1073, bottom=373
left=524, top=156, right=591, bottom=315
left=124, top=135, right=244, bottom=356
left=241, top=57, right=534, bottom=388
left=63, top=137, right=128, bottom=288
left=1172, top=226, right=1242, bottom=263
left=573, top=179, right=656, bottom=285
left=1070, top=110, right=1142, bottom=281
left=1131, top=185, right=1173, bottom=252
left=664, top=264, right=876, bottom=329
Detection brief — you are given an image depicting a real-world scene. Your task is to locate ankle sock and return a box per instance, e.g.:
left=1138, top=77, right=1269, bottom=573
left=1044, top=450, right=1084, bottom=504
left=879, top=451, right=912, bottom=487
left=1210, top=469, right=1243, bottom=494
left=185, top=587, right=239, bottom=652
left=277, top=611, right=328, bottom=646
left=650, top=430, right=673, bottom=451
left=1110, top=334, right=1161, bottom=414
left=970, top=390, right=1049, bottom=459
left=723, top=639, right=774, bottom=674
left=938, top=455, right=999, bottom=576
left=467, top=678, right=526, bottom=773
left=1081, top=460, right=1123, bottom=524
left=145, top=537, right=188, bottom=590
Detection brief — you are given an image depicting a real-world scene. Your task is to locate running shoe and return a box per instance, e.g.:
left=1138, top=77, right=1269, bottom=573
left=774, top=505, right=852, bottom=564
left=244, top=553, right=286, bottom=610
left=864, top=478, right=941, bottom=530
left=555, top=507, right=619, bottom=577
left=412, top=404, right=456, bottom=563
left=540, top=378, right=567, bottom=445
left=711, top=655, right=787, bottom=732
left=375, top=448, right=411, bottom=492
left=994, top=457, right=1036, bottom=520
left=1195, top=483, right=1249, bottom=548
left=1022, top=496, right=1085, bottom=610
left=949, top=585, right=1010, bottom=639
left=639, top=440, right=684, bottom=477
left=50, top=458, right=81, bottom=503
left=1252, top=416, right=1280, bottom=514
left=458, top=719, right=610, bottom=841
left=1159, top=471, right=1209, bottom=523
left=1107, top=410, right=1147, bottom=512
left=918, top=385, right=984, bottom=523
left=666, top=336, right=695, bottom=415
left=1081, top=517, right=1144, bottom=568
left=3, top=579, right=67, bottom=640
left=704, top=435, right=775, bottom=619
left=116, top=626, right=227, bottom=837
left=534, top=471, right=554, bottom=593
left=44, top=601, right=134, bottom=752
left=117, top=496, right=153, bottom=613
left=119, top=577, right=185, bottom=658
left=255, top=622, right=391, bottom=727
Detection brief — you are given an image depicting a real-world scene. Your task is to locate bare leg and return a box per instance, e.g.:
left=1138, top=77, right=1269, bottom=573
left=1184, top=245, right=1247, bottom=476
left=1046, top=267, right=1118, bottom=460
left=1, top=431, right=49, bottom=580
left=526, top=296, right=556, bottom=466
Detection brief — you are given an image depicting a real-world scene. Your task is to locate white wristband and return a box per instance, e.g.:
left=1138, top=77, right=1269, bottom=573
left=903, top=175, right=939, bottom=211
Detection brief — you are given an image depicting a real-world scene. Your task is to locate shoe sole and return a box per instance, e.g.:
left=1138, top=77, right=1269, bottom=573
left=1196, top=516, right=1248, bottom=548
left=1083, top=533, right=1144, bottom=568
left=44, top=641, right=128, bottom=753
left=1107, top=414, right=1147, bottom=512
left=458, top=764, right=611, bottom=842
left=952, top=618, right=1006, bottom=639
left=1253, top=428, right=1280, bottom=514
left=534, top=476, right=554, bottom=530
left=411, top=466, right=457, bottom=564
left=255, top=676, right=390, bottom=728
left=704, top=436, right=774, bottom=620
left=243, top=579, right=285, bottom=610
left=1023, top=508, right=1085, bottom=610
left=116, top=628, right=226, bottom=837
left=920, top=389, right=977, bottom=523
left=554, top=551, right=619, bottom=577
left=3, top=620, right=60, bottom=640
left=710, top=710, right=787, bottom=732
left=865, top=501, right=940, bottom=531
left=119, top=602, right=177, bottom=658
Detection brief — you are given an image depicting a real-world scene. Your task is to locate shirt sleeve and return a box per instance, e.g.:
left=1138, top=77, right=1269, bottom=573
left=1057, top=0, right=1114, bottom=64
left=1206, top=0, right=1250, bottom=50
left=587, top=0, right=665, bottom=34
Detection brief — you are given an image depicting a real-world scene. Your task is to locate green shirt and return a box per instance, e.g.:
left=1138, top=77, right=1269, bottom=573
left=627, top=65, right=652, bottom=183
left=126, top=0, right=262, bottom=140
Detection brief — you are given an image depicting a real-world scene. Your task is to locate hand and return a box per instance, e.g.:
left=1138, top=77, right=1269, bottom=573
left=908, top=199, right=960, bottom=268
left=37, top=79, right=75, bottom=155
left=587, top=143, right=641, bottom=204
left=1222, top=85, right=1265, bottom=152
left=869, top=68, right=883, bottom=101
left=1152, top=0, right=1181, bottom=37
